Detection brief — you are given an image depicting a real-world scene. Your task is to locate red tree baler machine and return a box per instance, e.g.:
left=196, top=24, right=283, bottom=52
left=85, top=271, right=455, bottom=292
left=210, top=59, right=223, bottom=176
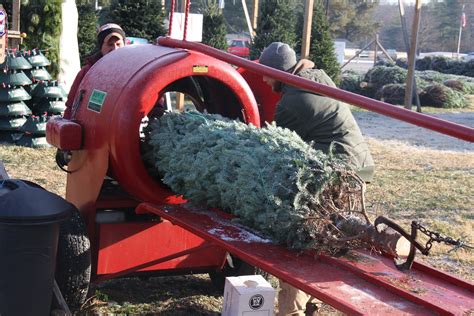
left=46, top=42, right=474, bottom=314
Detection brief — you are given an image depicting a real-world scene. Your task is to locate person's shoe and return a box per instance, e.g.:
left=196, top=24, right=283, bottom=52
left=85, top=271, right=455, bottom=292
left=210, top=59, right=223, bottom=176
left=305, top=302, right=320, bottom=316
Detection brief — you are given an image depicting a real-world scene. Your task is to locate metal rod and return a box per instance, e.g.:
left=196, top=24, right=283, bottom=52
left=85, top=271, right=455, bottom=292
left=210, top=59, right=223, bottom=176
left=183, top=0, right=191, bottom=41
left=168, top=0, right=176, bottom=36
left=157, top=37, right=474, bottom=142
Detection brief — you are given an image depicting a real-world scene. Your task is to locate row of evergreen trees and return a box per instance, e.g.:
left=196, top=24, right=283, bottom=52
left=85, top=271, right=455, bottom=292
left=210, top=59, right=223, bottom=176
left=3, top=0, right=340, bottom=83
left=76, top=0, right=340, bottom=83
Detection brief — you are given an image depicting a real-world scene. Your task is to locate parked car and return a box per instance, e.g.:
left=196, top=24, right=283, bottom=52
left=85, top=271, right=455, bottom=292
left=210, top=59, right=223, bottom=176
left=125, top=37, right=149, bottom=45
left=227, top=38, right=251, bottom=58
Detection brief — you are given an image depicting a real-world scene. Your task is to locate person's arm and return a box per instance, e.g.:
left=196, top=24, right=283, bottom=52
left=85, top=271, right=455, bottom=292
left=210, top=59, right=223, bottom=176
left=63, top=66, right=89, bottom=119
left=274, top=103, right=309, bottom=140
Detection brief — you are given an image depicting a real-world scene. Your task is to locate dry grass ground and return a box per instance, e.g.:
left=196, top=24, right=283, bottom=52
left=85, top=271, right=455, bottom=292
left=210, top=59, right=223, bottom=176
left=0, top=121, right=472, bottom=315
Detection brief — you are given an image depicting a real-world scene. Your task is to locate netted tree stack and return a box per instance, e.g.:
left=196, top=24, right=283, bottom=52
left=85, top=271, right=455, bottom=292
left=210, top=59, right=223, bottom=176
left=144, top=112, right=398, bottom=255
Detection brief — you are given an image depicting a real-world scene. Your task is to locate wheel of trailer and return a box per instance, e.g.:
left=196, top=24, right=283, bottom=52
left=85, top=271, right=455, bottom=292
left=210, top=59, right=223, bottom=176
left=55, top=208, right=91, bottom=308
left=209, top=254, right=268, bottom=291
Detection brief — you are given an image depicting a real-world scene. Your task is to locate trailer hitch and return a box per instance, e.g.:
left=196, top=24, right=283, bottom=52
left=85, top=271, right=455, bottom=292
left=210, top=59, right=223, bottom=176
left=375, top=216, right=473, bottom=271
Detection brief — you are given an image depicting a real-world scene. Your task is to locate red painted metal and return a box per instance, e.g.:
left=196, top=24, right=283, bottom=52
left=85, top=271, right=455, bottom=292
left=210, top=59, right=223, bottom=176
left=157, top=37, right=474, bottom=142
left=137, top=202, right=474, bottom=315
left=237, top=66, right=281, bottom=124
left=52, top=44, right=260, bottom=215
left=44, top=36, right=473, bottom=313
left=183, top=0, right=191, bottom=41
left=46, top=117, right=83, bottom=150
left=45, top=44, right=261, bottom=282
left=95, top=243, right=216, bottom=283
left=168, top=0, right=176, bottom=37
left=96, top=221, right=226, bottom=276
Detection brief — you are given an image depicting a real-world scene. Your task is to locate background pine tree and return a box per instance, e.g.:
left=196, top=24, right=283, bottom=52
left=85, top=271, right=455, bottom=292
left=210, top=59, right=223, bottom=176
left=102, top=0, right=166, bottom=41
left=20, top=0, right=62, bottom=77
left=308, top=1, right=341, bottom=85
left=250, top=0, right=297, bottom=60
left=77, top=4, right=98, bottom=65
left=201, top=0, right=228, bottom=50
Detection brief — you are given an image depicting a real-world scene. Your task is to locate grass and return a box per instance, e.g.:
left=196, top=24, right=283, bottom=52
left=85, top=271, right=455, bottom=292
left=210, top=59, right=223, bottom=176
left=0, top=111, right=472, bottom=314
left=365, top=139, right=474, bottom=277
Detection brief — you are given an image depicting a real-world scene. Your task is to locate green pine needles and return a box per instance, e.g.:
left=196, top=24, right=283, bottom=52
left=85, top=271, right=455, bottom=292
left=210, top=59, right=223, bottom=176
left=144, top=111, right=369, bottom=253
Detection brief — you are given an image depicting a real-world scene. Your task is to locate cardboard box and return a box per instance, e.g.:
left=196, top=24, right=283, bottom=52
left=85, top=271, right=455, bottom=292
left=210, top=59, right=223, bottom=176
left=222, top=275, right=276, bottom=316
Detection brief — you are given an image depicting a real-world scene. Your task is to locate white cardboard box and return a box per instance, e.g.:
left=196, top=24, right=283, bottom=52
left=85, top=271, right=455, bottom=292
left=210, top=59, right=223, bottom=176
left=221, top=275, right=276, bottom=316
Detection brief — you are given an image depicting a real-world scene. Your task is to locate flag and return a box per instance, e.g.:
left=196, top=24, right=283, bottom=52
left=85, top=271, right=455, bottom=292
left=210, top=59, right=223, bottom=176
left=462, top=12, right=467, bottom=28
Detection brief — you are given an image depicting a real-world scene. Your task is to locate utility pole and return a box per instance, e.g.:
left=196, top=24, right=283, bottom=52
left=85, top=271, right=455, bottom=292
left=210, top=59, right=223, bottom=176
left=404, top=0, right=422, bottom=111
left=456, top=3, right=466, bottom=58
left=301, top=0, right=314, bottom=59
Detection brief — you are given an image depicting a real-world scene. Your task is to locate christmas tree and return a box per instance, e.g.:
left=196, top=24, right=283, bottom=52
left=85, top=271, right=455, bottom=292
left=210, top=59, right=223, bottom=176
left=250, top=0, right=297, bottom=60
left=201, top=0, right=227, bottom=50
left=104, top=0, right=166, bottom=41
left=308, top=1, right=341, bottom=85
left=143, top=111, right=399, bottom=255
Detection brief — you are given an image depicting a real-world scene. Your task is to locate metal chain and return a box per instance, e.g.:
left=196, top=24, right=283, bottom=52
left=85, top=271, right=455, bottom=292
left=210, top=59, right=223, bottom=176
left=412, top=221, right=474, bottom=253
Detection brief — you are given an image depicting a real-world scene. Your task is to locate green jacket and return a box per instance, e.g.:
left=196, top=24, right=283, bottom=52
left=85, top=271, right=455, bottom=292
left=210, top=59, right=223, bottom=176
left=274, top=69, right=375, bottom=182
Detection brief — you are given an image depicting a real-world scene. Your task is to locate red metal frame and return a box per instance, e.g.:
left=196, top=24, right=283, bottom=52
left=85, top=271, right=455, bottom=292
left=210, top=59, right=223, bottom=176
left=95, top=221, right=226, bottom=282
left=45, top=33, right=474, bottom=314
left=46, top=44, right=261, bottom=283
left=157, top=37, right=474, bottom=143
left=137, top=202, right=474, bottom=315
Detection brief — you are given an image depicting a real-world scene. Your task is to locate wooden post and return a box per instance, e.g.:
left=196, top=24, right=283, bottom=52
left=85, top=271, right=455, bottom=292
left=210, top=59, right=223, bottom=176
left=404, top=0, right=422, bottom=110
left=373, top=34, right=378, bottom=66
left=252, top=0, right=259, bottom=31
left=399, top=0, right=421, bottom=112
left=301, top=0, right=314, bottom=59
left=375, top=37, right=394, bottom=63
left=10, top=0, right=21, bottom=49
left=241, top=0, right=254, bottom=40
left=340, top=39, right=375, bottom=69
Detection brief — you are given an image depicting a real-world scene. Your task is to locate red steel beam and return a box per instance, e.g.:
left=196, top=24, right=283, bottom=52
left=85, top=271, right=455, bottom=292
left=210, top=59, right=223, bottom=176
left=137, top=202, right=474, bottom=315
left=157, top=37, right=474, bottom=143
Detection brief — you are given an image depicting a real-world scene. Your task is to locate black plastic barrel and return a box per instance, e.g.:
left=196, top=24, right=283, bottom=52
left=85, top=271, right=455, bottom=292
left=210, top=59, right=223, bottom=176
left=0, top=179, right=73, bottom=316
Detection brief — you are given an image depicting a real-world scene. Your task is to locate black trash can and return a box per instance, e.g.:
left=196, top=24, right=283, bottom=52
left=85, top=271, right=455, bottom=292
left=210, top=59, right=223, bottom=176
left=0, top=179, right=74, bottom=316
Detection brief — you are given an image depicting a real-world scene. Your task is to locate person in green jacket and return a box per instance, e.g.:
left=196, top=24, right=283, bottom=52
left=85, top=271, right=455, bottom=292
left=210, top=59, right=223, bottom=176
left=259, top=42, right=375, bottom=315
left=260, top=42, right=374, bottom=183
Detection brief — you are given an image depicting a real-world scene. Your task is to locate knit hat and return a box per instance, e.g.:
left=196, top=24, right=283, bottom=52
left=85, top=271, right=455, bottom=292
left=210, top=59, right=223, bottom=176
left=259, top=42, right=297, bottom=72
left=97, top=23, right=126, bottom=48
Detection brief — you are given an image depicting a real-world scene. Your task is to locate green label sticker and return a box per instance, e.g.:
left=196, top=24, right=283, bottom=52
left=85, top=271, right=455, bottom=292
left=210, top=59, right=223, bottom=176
left=88, top=89, right=107, bottom=113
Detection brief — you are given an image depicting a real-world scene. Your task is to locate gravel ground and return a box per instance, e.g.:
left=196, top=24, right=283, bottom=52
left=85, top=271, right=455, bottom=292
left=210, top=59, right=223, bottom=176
left=353, top=111, right=474, bottom=152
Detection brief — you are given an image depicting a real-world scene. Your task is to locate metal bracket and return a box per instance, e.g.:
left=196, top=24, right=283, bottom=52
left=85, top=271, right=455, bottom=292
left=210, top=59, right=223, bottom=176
left=374, top=216, right=430, bottom=271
